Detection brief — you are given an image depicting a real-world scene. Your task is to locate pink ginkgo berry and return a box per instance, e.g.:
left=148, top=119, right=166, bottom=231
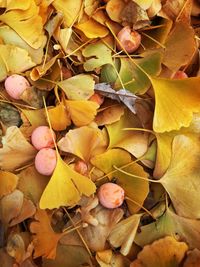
left=5, top=74, right=30, bottom=100
left=117, top=26, right=141, bottom=53
left=31, top=126, right=56, bottom=150
left=35, top=148, right=57, bottom=176
left=98, top=183, right=125, bottom=209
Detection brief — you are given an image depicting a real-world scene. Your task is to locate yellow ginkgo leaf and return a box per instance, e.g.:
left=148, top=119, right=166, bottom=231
left=0, top=126, right=37, bottom=171
left=40, top=155, right=96, bottom=209
left=52, top=0, right=82, bottom=27
left=58, top=74, right=95, bottom=100
left=0, top=44, right=35, bottom=81
left=131, top=236, right=188, bottom=267
left=0, top=171, right=18, bottom=198
left=159, top=134, right=200, bottom=219
left=58, top=126, right=107, bottom=162
left=152, top=76, right=200, bottom=133
left=76, top=18, right=109, bottom=38
left=0, top=0, right=45, bottom=49
left=106, top=110, right=149, bottom=158
left=21, top=109, right=48, bottom=128
left=48, top=103, right=71, bottom=131
left=116, top=163, right=149, bottom=214
left=66, top=100, right=99, bottom=127
left=91, top=148, right=131, bottom=179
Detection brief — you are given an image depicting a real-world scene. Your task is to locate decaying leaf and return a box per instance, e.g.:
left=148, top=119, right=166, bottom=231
left=0, top=126, right=37, bottom=171
left=0, top=171, right=19, bottom=198
left=96, top=249, right=130, bottom=267
left=183, top=249, right=200, bottom=267
left=131, top=236, right=188, bottom=267
left=30, top=209, right=65, bottom=259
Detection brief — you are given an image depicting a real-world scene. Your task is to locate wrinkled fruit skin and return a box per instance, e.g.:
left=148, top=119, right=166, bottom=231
left=117, top=26, right=141, bottom=53
left=173, top=71, right=188, bottom=79
left=5, top=74, right=30, bottom=100
left=98, top=183, right=125, bottom=209
left=31, top=126, right=55, bottom=150
left=35, top=148, right=57, bottom=176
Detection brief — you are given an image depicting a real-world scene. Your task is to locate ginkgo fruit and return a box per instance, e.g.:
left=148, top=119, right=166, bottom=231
left=35, top=148, right=57, bottom=176
left=117, top=26, right=141, bottom=53
left=98, top=183, right=125, bottom=209
left=4, top=74, right=30, bottom=100
left=31, top=126, right=55, bottom=150
left=173, top=71, right=188, bottom=79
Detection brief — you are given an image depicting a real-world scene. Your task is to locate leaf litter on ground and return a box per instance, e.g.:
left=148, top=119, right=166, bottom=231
left=1, top=0, right=200, bottom=266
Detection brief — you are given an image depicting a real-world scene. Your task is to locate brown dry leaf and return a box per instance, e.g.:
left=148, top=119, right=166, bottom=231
left=61, top=205, right=124, bottom=251
left=183, top=249, right=200, bottom=267
left=106, top=0, right=126, bottom=23
left=131, top=236, right=188, bottom=267
left=0, top=171, right=19, bottom=198
left=18, top=166, right=49, bottom=205
left=30, top=209, right=65, bottom=259
left=20, top=87, right=47, bottom=109
left=96, top=249, right=130, bottom=267
left=0, top=189, right=24, bottom=225
left=162, top=22, right=197, bottom=72
left=0, top=126, right=37, bottom=171
left=0, top=248, right=14, bottom=267
left=0, top=0, right=45, bottom=49
left=95, top=104, right=125, bottom=126
left=10, top=198, right=36, bottom=226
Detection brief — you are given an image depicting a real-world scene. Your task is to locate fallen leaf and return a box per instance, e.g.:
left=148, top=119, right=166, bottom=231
left=108, top=214, right=142, bottom=256
left=152, top=76, right=200, bottom=133
left=76, top=18, right=109, bottom=38
left=114, top=52, right=162, bottom=94
left=0, top=25, right=45, bottom=64
left=58, top=74, right=94, bottom=100
left=58, top=126, right=107, bottom=163
left=20, top=87, right=47, bottom=109
left=83, top=41, right=113, bottom=72
left=0, top=103, right=21, bottom=127
left=159, top=134, right=200, bottom=219
left=30, top=209, right=64, bottom=259
left=94, top=83, right=138, bottom=114
left=0, top=126, right=37, bottom=171
left=0, top=0, right=45, bottom=49
left=95, top=103, right=125, bottom=126
left=131, top=236, right=188, bottom=267
left=116, top=163, right=149, bottom=213
left=135, top=207, right=200, bottom=250
left=106, top=0, right=126, bottom=23
left=43, top=244, right=93, bottom=267
left=0, top=171, right=19, bottom=198
left=91, top=148, right=131, bottom=179
left=21, top=109, right=48, bottom=128
left=0, top=248, right=14, bottom=267
left=183, top=249, right=200, bottom=267
left=0, top=189, right=24, bottom=225
left=48, top=102, right=71, bottom=131
left=106, top=110, right=148, bottom=158
left=162, top=22, right=197, bottom=72
left=18, top=166, right=49, bottom=205
left=52, top=0, right=82, bottom=27
left=66, top=100, right=99, bottom=127
left=96, top=249, right=130, bottom=267
left=0, top=44, right=35, bottom=81
left=39, top=154, right=96, bottom=209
